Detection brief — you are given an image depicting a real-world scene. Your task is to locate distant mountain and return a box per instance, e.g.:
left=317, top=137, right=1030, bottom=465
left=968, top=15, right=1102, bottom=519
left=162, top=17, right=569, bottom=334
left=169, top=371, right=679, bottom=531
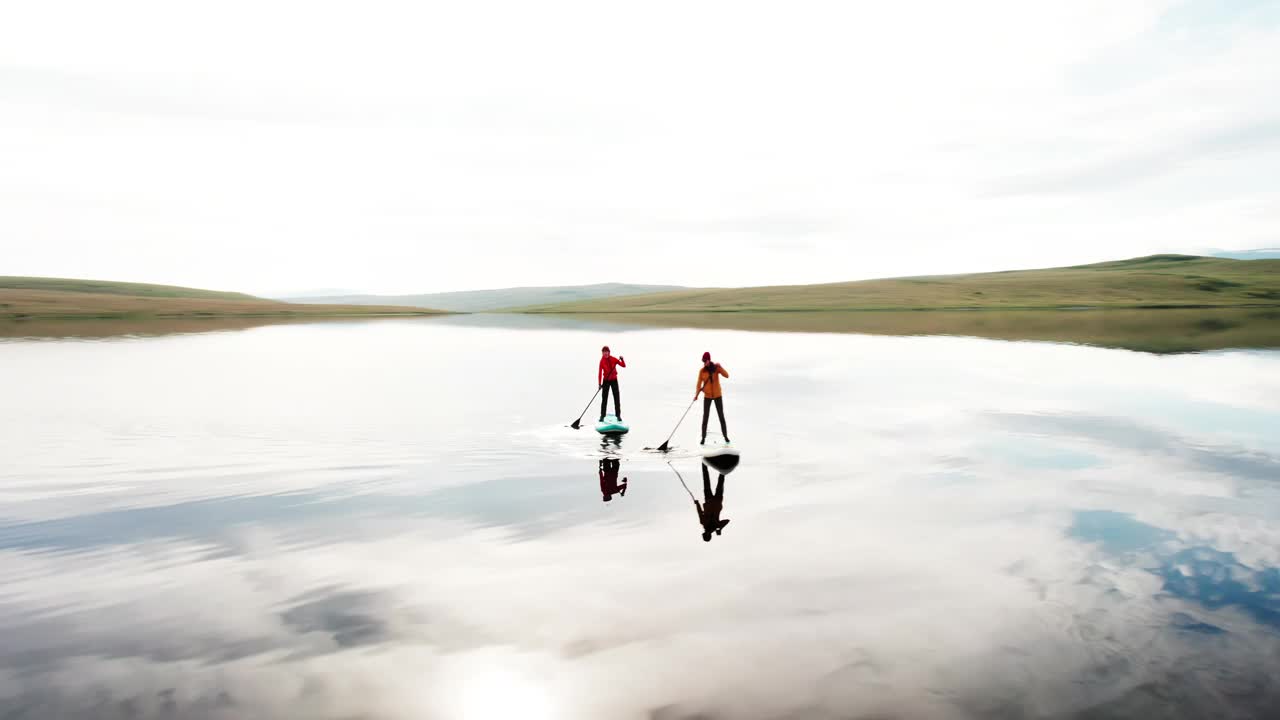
left=281, top=283, right=690, bottom=313
left=269, top=288, right=366, bottom=298
left=1212, top=248, right=1280, bottom=260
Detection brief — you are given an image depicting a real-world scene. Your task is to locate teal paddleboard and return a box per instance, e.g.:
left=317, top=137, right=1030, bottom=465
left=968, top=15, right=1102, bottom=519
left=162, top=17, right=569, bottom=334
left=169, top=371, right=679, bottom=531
left=595, top=415, right=629, bottom=435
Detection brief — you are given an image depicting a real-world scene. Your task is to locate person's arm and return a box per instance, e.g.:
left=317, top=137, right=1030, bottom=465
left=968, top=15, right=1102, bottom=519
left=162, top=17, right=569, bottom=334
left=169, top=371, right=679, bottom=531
left=617, top=356, right=626, bottom=368
left=598, top=358, right=605, bottom=386
left=718, top=364, right=729, bottom=378
left=694, top=371, right=705, bottom=398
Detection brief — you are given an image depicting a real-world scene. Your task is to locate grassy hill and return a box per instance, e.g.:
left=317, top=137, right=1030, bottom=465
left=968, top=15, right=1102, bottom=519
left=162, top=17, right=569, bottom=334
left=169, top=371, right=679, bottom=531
left=517, top=255, right=1280, bottom=313
left=1, top=277, right=444, bottom=320
left=0, top=276, right=261, bottom=301
left=283, top=282, right=690, bottom=313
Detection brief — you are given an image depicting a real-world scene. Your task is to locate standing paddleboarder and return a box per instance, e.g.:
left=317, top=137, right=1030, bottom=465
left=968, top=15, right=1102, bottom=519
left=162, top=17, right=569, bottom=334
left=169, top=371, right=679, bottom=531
left=598, top=346, right=626, bottom=422
left=695, top=351, right=730, bottom=444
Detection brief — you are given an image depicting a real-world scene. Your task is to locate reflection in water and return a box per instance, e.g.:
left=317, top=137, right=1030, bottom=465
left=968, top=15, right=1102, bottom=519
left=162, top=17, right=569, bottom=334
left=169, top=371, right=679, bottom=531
left=1, top=318, right=1279, bottom=718
left=554, top=307, right=1280, bottom=353
left=696, top=464, right=731, bottom=542
left=1072, top=510, right=1280, bottom=632
left=702, top=451, right=741, bottom=474
left=670, top=463, right=732, bottom=542
left=598, top=458, right=628, bottom=502
left=8, top=306, right=1280, bottom=354
left=1160, top=547, right=1280, bottom=631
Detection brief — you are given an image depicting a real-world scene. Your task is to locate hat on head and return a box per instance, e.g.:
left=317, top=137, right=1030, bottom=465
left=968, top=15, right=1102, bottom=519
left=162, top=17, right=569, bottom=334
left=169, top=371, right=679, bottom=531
left=701, top=352, right=711, bottom=362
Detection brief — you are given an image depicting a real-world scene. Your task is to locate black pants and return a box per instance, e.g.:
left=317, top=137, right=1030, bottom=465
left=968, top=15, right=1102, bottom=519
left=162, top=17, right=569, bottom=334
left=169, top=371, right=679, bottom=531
left=701, top=397, right=727, bottom=439
left=600, top=379, right=621, bottom=419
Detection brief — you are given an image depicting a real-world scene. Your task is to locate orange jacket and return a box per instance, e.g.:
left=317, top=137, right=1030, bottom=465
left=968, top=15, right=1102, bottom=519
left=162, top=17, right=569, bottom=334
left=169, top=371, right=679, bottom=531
left=696, top=363, right=729, bottom=399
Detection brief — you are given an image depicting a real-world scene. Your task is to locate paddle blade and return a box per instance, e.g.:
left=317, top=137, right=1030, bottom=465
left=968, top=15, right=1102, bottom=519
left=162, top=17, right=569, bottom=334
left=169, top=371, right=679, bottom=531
left=570, top=419, right=581, bottom=429
left=657, top=441, right=670, bottom=452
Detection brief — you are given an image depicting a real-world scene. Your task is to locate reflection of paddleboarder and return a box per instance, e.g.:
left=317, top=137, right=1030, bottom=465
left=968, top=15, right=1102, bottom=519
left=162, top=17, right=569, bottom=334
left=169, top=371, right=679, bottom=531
left=598, top=346, right=626, bottom=422
left=695, top=351, right=729, bottom=445
left=599, top=458, right=627, bottom=502
left=695, top=464, right=730, bottom=541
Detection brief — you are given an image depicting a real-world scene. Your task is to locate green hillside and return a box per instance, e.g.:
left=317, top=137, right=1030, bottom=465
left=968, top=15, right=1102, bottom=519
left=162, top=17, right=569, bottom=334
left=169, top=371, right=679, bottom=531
left=0, top=276, right=260, bottom=301
left=518, top=255, right=1280, bottom=313
left=1, top=276, right=443, bottom=320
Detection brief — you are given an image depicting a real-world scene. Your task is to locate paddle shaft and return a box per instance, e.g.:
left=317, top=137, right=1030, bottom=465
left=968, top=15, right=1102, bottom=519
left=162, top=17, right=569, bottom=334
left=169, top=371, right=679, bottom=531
left=571, top=386, right=603, bottom=428
left=658, top=395, right=699, bottom=451
left=668, top=462, right=697, bottom=502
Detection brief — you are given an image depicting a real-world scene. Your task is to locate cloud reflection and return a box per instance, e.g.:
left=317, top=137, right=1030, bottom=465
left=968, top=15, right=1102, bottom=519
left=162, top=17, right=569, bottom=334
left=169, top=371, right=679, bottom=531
left=1, top=327, right=1279, bottom=718
left=2, top=479, right=1279, bottom=719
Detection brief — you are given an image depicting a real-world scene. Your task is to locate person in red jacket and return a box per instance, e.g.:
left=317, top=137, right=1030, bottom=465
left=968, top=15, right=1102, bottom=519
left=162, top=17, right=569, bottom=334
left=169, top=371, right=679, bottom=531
left=598, top=346, right=626, bottom=422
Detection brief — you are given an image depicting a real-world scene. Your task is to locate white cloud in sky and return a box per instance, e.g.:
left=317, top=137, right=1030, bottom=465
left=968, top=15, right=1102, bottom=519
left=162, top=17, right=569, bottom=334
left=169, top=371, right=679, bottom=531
left=1, top=0, right=1277, bottom=294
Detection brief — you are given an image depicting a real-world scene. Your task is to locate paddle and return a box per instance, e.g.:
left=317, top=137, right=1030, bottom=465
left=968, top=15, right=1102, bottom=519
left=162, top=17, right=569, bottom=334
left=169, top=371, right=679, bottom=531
left=570, top=386, right=603, bottom=430
left=656, top=390, right=701, bottom=452
left=668, top=461, right=697, bottom=502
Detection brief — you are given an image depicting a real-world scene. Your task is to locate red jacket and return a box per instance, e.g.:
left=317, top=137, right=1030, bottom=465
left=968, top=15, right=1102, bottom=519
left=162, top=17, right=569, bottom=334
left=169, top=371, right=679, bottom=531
left=598, top=355, right=625, bottom=384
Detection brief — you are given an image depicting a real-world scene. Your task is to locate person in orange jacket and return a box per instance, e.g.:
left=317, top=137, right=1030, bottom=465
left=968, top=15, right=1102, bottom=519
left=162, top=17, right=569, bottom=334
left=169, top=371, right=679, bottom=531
left=598, top=346, right=626, bottom=422
left=695, top=351, right=730, bottom=444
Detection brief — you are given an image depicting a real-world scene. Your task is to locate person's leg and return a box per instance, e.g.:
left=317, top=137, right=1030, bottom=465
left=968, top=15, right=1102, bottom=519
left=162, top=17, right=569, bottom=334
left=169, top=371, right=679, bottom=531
left=612, top=381, right=621, bottom=419
left=701, top=398, right=712, bottom=441
left=702, top=463, right=712, bottom=498
left=599, top=380, right=611, bottom=419
left=715, top=397, right=728, bottom=439
left=714, top=473, right=725, bottom=501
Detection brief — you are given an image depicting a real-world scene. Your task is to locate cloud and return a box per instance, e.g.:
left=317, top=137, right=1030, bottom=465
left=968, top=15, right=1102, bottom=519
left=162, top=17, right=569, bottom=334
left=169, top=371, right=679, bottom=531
left=0, top=0, right=1277, bottom=291
left=644, top=215, right=841, bottom=238
left=984, top=117, right=1280, bottom=196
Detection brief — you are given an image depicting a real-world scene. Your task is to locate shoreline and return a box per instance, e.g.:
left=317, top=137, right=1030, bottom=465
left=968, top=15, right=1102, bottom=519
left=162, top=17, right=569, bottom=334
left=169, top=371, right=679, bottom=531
left=517, top=302, right=1280, bottom=314
left=3, top=310, right=448, bottom=321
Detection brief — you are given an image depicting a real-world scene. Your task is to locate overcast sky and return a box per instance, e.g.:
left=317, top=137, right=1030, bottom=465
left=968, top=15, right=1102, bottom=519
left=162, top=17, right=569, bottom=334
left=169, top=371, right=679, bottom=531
left=2, top=1, right=1278, bottom=295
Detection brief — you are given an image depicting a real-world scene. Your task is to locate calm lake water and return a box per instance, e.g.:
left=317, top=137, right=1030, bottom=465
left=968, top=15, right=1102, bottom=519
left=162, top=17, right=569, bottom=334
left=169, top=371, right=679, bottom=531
left=2, top=315, right=1279, bottom=719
